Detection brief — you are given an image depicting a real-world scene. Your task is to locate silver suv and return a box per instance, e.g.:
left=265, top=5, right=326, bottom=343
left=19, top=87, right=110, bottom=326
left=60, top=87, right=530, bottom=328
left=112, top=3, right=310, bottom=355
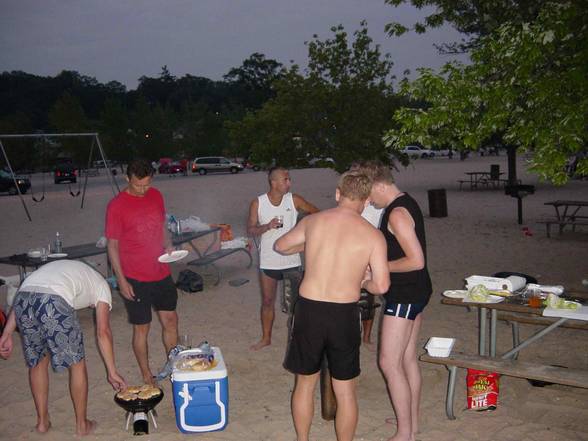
left=191, top=156, right=244, bottom=175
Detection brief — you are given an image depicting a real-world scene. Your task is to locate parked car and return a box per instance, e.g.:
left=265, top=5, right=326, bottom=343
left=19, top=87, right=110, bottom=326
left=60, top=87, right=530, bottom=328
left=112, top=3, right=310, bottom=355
left=54, top=162, right=77, bottom=184
left=400, top=145, right=435, bottom=159
left=191, top=157, right=244, bottom=175
left=159, top=161, right=187, bottom=175
left=0, top=169, right=31, bottom=195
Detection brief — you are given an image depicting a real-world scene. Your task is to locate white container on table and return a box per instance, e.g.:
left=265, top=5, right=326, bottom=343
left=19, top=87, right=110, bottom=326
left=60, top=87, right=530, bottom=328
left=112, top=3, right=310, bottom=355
left=425, top=337, right=455, bottom=357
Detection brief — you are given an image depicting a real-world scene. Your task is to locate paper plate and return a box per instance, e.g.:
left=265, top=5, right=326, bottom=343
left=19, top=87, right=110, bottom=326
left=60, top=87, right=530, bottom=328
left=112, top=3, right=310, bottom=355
left=462, top=294, right=505, bottom=304
left=158, top=249, right=189, bottom=263
left=48, top=253, right=68, bottom=258
left=442, top=290, right=468, bottom=299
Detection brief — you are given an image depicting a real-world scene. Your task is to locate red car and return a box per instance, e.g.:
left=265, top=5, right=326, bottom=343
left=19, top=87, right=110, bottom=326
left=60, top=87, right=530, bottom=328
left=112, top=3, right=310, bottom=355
left=158, top=161, right=187, bottom=175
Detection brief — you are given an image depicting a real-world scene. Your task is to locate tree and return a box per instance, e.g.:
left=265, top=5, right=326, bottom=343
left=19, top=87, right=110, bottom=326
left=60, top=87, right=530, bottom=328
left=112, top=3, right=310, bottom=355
left=386, top=2, right=588, bottom=184
left=48, top=92, right=90, bottom=164
left=385, top=0, right=551, bottom=53
left=228, top=22, right=397, bottom=171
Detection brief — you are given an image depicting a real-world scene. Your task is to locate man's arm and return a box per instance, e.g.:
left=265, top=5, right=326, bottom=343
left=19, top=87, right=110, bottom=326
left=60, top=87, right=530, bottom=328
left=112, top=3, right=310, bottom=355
left=163, top=223, right=173, bottom=254
left=107, top=239, right=135, bottom=301
left=361, top=232, right=390, bottom=295
left=95, top=302, right=127, bottom=391
left=293, top=194, right=319, bottom=214
left=0, top=308, right=17, bottom=359
left=387, top=208, right=425, bottom=272
left=275, top=217, right=307, bottom=255
left=247, top=198, right=280, bottom=237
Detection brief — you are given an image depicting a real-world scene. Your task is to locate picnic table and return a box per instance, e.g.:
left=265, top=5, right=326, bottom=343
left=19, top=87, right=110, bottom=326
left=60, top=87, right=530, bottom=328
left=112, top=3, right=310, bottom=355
left=539, top=200, right=588, bottom=237
left=458, top=171, right=506, bottom=190
left=0, top=229, right=251, bottom=286
left=421, top=291, right=588, bottom=419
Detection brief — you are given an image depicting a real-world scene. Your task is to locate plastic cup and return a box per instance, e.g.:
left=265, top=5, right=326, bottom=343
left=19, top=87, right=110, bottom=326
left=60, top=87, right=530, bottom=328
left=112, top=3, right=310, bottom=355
left=179, top=335, right=192, bottom=349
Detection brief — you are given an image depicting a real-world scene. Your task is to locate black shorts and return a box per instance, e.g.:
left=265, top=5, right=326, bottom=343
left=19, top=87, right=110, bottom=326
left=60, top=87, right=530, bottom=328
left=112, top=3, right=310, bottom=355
left=284, top=297, right=361, bottom=381
left=261, top=266, right=302, bottom=281
left=124, top=275, right=178, bottom=325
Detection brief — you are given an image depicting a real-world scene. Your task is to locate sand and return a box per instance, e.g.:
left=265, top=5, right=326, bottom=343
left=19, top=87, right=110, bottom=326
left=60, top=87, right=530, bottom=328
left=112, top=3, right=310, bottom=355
left=1, top=154, right=587, bottom=441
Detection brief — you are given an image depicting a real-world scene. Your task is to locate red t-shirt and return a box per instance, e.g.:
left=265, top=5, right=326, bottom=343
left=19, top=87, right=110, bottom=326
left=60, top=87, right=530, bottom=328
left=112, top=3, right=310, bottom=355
left=105, top=187, right=170, bottom=282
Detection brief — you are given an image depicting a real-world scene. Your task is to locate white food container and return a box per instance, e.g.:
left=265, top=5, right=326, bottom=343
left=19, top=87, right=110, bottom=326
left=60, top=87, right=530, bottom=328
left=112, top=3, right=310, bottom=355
left=465, top=275, right=513, bottom=292
left=425, top=337, right=455, bottom=357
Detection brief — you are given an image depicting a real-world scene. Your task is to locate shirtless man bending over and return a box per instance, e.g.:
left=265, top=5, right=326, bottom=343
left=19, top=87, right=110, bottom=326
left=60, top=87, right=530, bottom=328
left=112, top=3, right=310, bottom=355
left=275, top=171, right=390, bottom=441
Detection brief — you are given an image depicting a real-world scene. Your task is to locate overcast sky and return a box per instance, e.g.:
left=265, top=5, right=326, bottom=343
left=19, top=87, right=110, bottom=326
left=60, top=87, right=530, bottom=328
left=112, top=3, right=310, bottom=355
left=0, top=0, right=467, bottom=90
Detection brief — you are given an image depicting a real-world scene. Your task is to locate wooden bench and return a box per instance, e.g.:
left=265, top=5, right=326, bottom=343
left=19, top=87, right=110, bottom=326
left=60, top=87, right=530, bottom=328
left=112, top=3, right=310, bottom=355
left=420, top=352, right=588, bottom=420
left=536, top=219, right=588, bottom=237
left=187, top=247, right=252, bottom=285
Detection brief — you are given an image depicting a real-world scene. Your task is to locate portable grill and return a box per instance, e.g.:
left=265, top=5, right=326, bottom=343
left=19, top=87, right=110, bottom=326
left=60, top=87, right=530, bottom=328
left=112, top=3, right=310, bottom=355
left=114, top=388, right=164, bottom=435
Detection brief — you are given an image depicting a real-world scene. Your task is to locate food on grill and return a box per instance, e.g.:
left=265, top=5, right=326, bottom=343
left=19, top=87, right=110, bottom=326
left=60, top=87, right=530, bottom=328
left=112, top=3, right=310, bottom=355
left=116, top=385, right=162, bottom=401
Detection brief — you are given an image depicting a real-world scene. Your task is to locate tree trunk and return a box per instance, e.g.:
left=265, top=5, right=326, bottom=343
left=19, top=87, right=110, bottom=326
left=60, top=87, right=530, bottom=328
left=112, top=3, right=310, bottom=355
left=506, top=145, right=517, bottom=185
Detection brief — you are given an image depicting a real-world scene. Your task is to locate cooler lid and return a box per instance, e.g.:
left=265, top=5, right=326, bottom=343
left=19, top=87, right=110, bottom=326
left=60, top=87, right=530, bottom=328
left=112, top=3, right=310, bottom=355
left=171, top=346, right=227, bottom=381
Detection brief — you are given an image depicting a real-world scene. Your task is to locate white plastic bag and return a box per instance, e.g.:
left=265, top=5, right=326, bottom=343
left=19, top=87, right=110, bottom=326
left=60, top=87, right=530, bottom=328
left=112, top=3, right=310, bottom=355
left=220, top=237, right=248, bottom=249
left=181, top=216, right=210, bottom=233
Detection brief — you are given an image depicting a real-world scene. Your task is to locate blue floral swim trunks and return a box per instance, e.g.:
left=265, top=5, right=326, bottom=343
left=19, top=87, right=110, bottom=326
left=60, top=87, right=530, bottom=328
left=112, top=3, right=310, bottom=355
left=13, top=291, right=85, bottom=371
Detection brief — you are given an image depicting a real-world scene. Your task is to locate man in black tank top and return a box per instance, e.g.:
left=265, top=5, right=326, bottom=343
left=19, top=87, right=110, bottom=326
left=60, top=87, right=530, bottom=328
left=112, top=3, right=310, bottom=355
left=361, top=161, right=432, bottom=441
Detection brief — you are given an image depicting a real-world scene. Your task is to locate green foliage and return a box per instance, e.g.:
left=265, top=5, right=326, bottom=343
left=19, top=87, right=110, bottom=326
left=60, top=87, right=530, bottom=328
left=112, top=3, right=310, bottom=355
left=229, top=22, right=398, bottom=172
left=387, top=2, right=588, bottom=184
left=385, top=0, right=550, bottom=52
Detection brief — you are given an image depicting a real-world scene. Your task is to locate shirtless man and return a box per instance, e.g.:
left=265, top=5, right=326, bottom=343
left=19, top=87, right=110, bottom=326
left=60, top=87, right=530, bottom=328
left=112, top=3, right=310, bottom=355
left=362, top=161, right=432, bottom=441
left=247, top=166, right=319, bottom=351
left=276, top=171, right=390, bottom=441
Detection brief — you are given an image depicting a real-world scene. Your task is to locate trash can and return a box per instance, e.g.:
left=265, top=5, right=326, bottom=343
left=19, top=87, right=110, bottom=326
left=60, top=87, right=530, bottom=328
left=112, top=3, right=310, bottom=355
left=427, top=189, right=447, bottom=218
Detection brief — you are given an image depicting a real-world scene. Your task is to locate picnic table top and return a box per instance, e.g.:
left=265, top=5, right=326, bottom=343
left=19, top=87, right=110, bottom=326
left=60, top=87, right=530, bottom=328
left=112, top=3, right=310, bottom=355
left=544, top=200, right=588, bottom=207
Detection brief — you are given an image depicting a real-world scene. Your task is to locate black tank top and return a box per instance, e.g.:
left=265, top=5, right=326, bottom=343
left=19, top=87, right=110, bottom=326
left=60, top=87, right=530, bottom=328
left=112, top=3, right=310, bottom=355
left=379, top=193, right=432, bottom=304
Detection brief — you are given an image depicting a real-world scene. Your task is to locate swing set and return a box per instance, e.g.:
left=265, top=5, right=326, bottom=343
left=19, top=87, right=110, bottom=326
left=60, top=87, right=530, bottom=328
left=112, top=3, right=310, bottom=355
left=0, top=133, right=120, bottom=221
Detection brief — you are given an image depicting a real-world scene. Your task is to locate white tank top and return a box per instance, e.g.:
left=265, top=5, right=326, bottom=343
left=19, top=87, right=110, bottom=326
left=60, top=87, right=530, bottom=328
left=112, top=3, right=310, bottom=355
left=257, top=192, right=301, bottom=269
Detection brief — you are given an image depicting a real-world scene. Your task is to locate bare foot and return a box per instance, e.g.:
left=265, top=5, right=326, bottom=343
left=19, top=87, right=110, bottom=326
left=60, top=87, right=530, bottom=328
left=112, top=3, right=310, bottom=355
left=35, top=420, right=51, bottom=433
left=363, top=340, right=376, bottom=352
left=250, top=339, right=271, bottom=351
left=76, top=420, right=97, bottom=437
left=385, top=417, right=396, bottom=424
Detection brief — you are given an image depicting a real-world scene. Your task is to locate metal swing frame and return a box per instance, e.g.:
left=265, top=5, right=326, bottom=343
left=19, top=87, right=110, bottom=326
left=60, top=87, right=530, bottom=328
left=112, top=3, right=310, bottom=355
left=0, top=132, right=120, bottom=221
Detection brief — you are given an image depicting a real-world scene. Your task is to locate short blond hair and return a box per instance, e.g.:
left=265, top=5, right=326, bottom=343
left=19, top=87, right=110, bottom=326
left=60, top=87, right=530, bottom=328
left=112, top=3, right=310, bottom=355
left=337, top=171, right=372, bottom=201
left=358, top=160, right=395, bottom=185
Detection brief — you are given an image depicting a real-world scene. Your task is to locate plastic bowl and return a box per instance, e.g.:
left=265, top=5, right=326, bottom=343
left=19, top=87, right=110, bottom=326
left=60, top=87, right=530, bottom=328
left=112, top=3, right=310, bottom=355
left=425, top=337, right=455, bottom=357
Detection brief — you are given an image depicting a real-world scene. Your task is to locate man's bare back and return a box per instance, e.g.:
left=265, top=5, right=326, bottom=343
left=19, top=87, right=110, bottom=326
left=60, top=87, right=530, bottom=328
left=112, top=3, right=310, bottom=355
left=276, top=205, right=389, bottom=303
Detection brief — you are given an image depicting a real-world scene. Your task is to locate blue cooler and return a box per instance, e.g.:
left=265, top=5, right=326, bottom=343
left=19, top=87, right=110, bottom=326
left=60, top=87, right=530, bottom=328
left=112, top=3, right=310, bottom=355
left=171, top=346, right=229, bottom=433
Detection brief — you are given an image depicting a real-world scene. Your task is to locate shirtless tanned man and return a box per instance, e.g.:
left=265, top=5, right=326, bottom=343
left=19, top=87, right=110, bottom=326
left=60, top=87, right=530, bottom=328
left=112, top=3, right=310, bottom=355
left=362, top=161, right=432, bottom=441
left=247, top=167, right=319, bottom=351
left=275, top=171, right=390, bottom=441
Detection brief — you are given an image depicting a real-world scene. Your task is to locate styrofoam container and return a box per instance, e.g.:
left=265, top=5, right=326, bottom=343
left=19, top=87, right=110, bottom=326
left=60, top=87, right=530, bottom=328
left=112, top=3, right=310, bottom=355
left=425, top=337, right=455, bottom=357
left=171, top=346, right=228, bottom=433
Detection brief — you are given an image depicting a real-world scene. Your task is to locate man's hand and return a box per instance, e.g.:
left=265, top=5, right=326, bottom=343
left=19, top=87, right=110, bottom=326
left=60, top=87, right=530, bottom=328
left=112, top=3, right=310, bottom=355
left=108, top=371, right=127, bottom=392
left=267, top=217, right=282, bottom=230
left=117, top=277, right=136, bottom=301
left=0, top=334, right=13, bottom=359
left=165, top=245, right=174, bottom=255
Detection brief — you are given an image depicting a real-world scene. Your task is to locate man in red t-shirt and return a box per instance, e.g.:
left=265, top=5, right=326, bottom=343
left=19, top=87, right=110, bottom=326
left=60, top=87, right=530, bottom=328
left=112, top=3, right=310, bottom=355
left=105, top=158, right=178, bottom=384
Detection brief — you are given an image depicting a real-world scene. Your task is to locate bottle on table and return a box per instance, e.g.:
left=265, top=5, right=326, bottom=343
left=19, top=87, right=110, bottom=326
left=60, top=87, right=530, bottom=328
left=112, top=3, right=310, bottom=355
left=54, top=232, right=63, bottom=253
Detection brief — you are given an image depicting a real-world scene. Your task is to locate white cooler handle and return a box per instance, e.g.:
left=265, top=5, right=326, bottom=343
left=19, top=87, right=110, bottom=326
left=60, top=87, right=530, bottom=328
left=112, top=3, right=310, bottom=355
left=179, top=381, right=226, bottom=432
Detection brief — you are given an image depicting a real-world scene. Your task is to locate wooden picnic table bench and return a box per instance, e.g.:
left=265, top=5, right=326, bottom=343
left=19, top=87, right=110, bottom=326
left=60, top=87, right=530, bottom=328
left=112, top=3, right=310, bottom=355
left=420, top=352, right=588, bottom=419
left=541, top=200, right=588, bottom=236
left=537, top=218, right=588, bottom=237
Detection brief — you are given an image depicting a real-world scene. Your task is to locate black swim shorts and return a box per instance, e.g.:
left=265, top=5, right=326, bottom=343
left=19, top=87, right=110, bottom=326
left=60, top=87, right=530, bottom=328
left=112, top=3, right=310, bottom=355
left=261, top=266, right=302, bottom=281
left=124, top=275, right=178, bottom=325
left=284, top=296, right=361, bottom=381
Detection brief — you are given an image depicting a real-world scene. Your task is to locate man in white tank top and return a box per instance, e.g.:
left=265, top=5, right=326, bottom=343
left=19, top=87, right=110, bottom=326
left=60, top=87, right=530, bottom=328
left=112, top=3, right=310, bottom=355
left=247, top=167, right=319, bottom=351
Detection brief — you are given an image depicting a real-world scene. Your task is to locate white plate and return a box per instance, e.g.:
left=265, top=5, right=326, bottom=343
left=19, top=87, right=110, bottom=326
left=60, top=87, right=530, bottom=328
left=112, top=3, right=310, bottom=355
left=158, top=249, right=189, bottom=263
left=48, top=253, right=68, bottom=258
left=462, top=294, right=505, bottom=304
left=442, top=290, right=468, bottom=299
